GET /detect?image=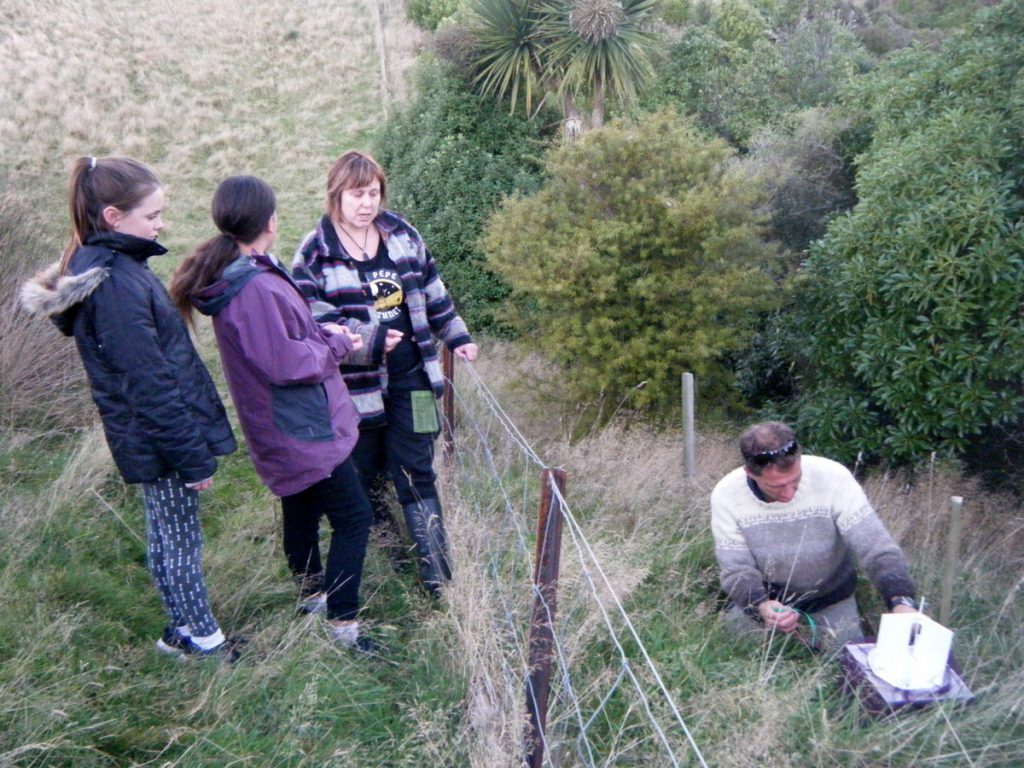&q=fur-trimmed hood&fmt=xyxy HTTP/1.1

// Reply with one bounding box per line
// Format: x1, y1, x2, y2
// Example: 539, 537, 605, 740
20, 261, 108, 319
18, 231, 166, 335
